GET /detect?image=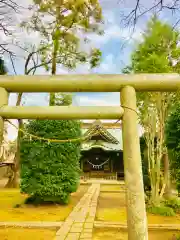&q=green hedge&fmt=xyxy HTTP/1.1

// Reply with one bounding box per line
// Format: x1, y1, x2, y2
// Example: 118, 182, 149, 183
20, 119, 81, 204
